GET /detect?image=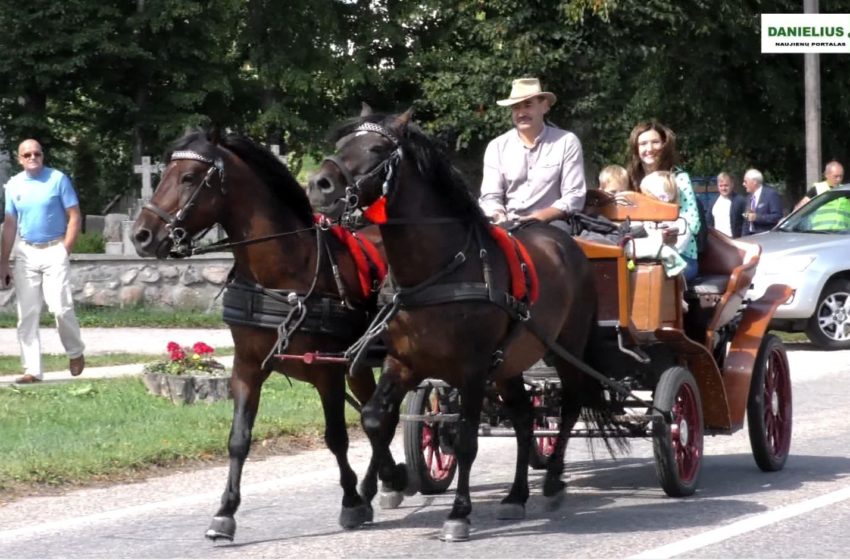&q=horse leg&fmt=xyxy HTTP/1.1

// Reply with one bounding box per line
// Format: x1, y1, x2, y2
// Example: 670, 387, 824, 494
544, 361, 584, 507
440, 376, 485, 542
348, 361, 409, 510
358, 357, 409, 510
314, 371, 374, 530
493, 376, 532, 520
206, 363, 267, 541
